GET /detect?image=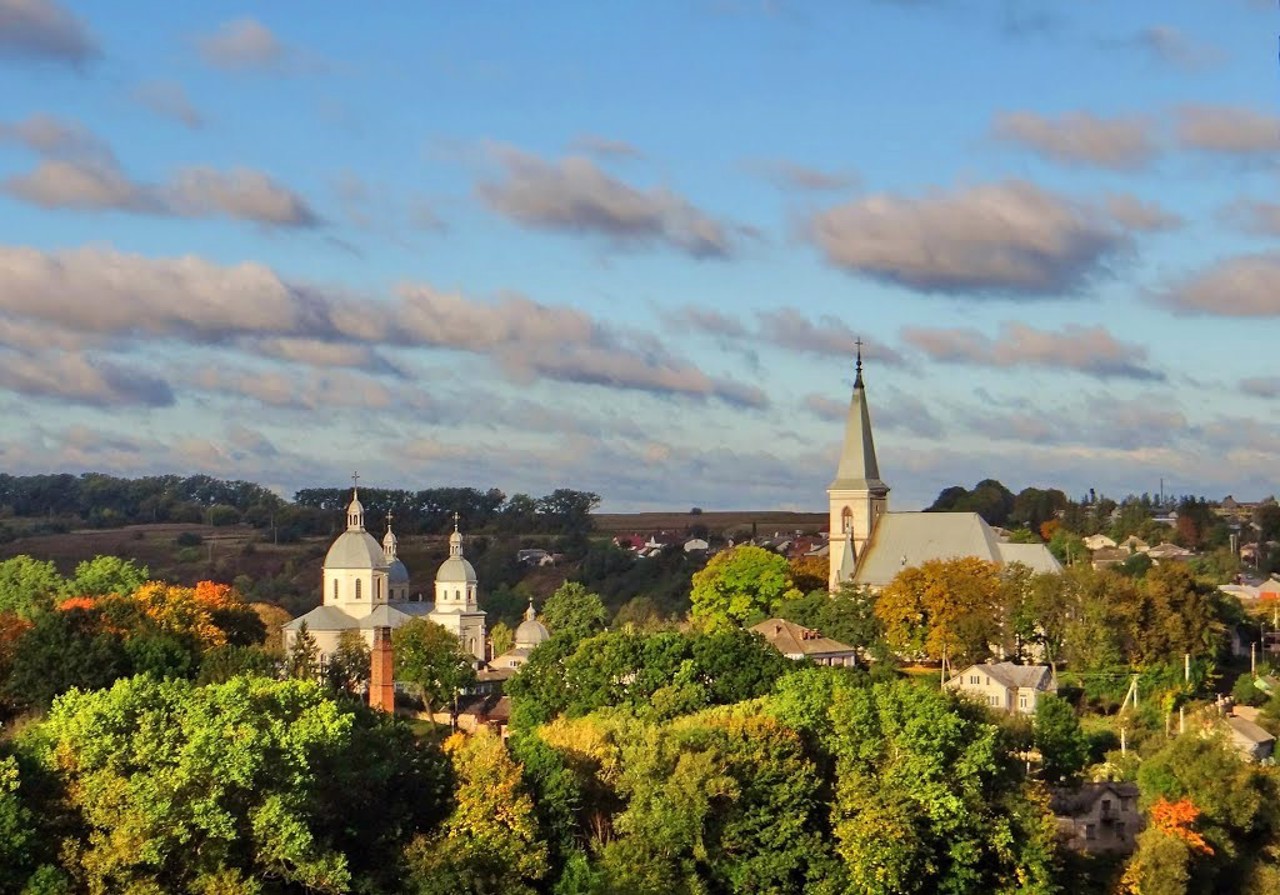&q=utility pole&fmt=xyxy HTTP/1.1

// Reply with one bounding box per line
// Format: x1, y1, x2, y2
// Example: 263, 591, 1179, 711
1184, 653, 1191, 684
